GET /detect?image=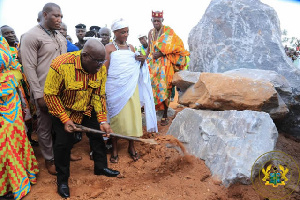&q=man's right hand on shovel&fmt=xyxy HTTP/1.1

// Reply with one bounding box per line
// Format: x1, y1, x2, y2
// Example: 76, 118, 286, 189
64, 120, 77, 133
